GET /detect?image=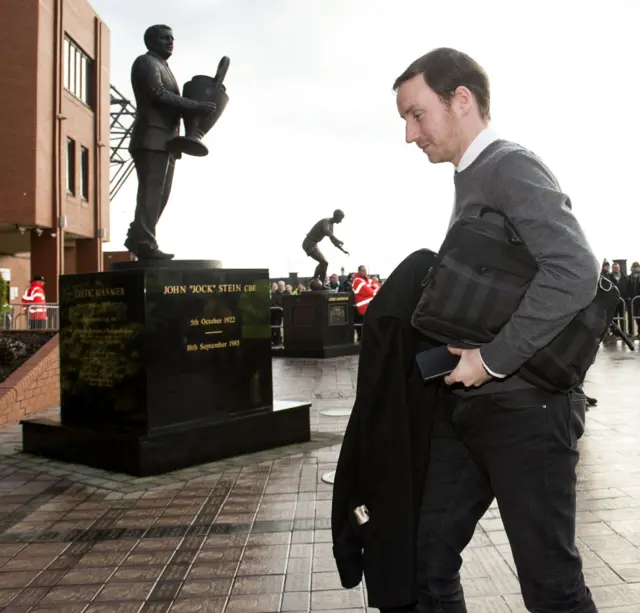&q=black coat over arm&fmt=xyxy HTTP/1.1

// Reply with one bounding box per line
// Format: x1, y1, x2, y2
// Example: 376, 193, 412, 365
331, 248, 443, 610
